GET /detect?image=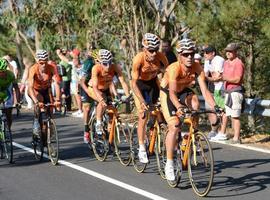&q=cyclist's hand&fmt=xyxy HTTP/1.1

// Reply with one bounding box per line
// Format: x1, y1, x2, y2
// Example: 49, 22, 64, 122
16, 103, 22, 109
214, 105, 223, 116
120, 95, 128, 102
38, 102, 44, 108
100, 99, 107, 107
140, 101, 148, 111
176, 107, 186, 117
54, 101, 61, 111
